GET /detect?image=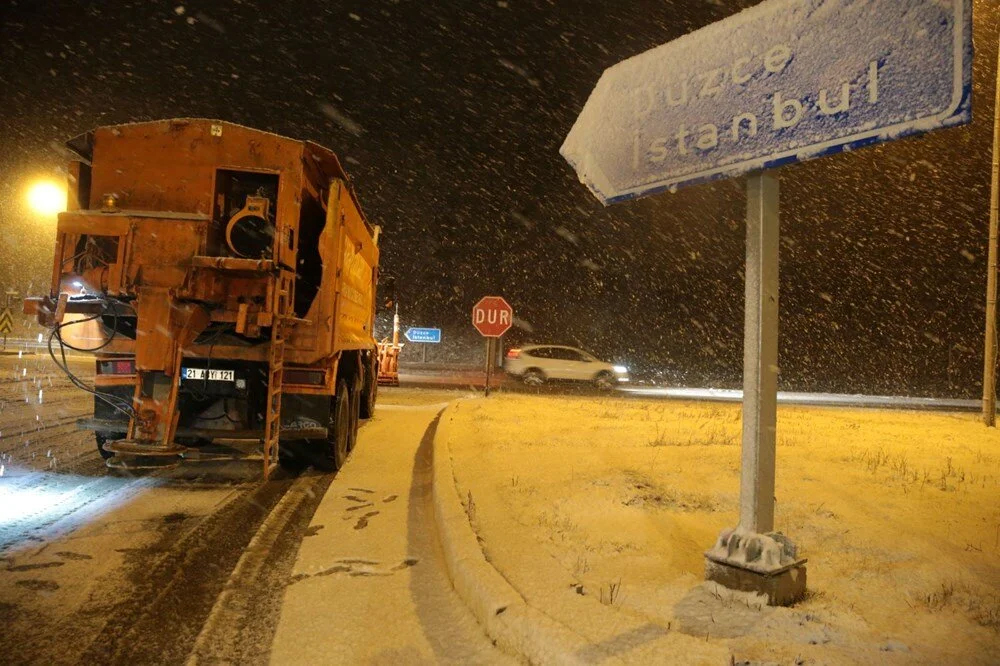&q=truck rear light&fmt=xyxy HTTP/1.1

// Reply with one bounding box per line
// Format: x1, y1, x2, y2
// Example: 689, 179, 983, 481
98, 359, 136, 375
506, 349, 521, 359
283, 369, 326, 386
